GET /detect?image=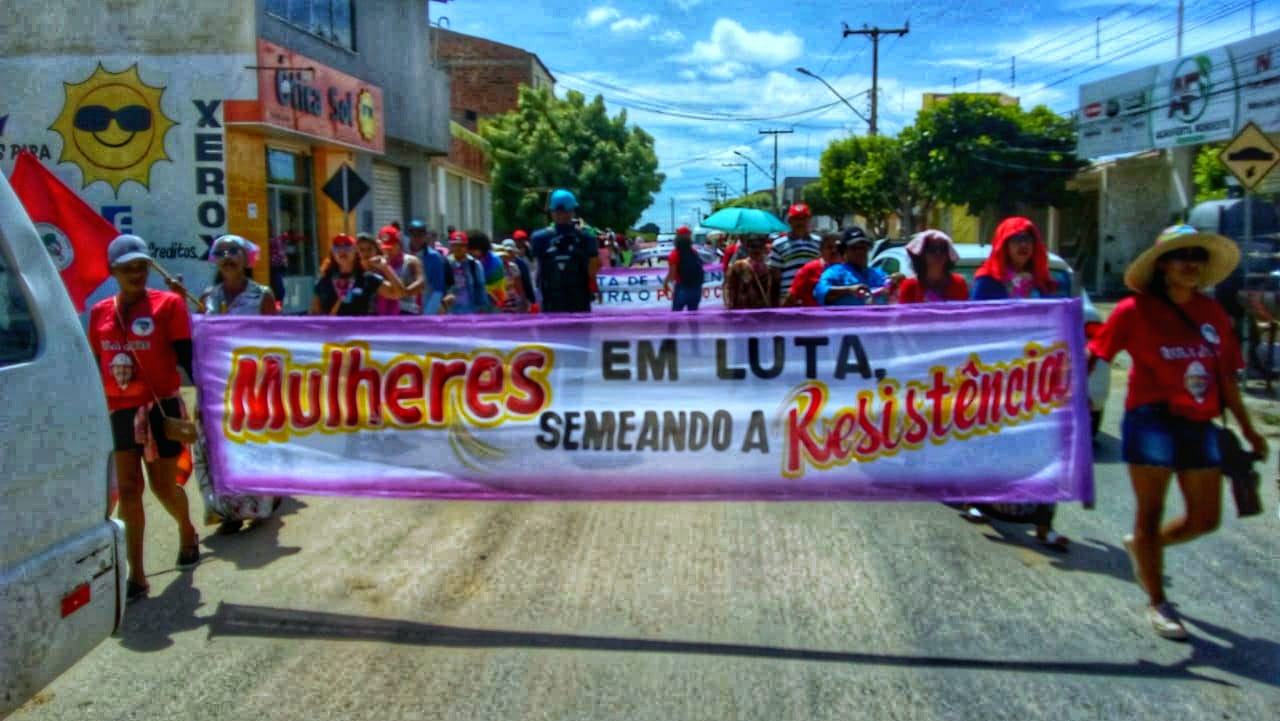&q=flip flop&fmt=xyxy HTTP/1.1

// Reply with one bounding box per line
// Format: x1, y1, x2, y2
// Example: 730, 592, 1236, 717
1037, 530, 1071, 551
961, 506, 990, 524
